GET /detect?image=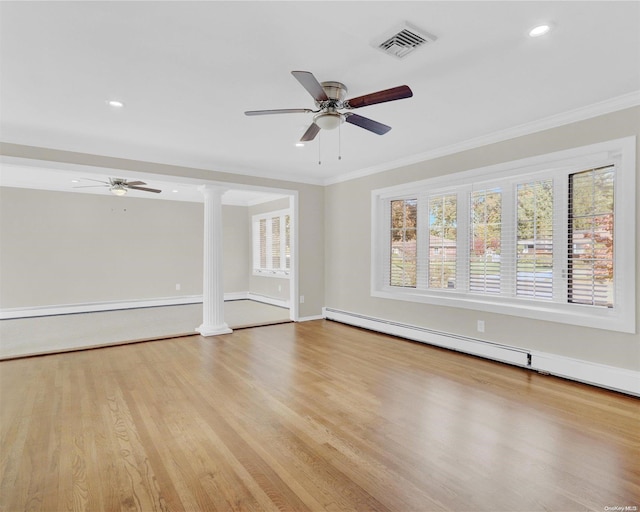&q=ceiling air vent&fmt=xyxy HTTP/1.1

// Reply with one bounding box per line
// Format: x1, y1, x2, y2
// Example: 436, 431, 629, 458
374, 23, 437, 59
